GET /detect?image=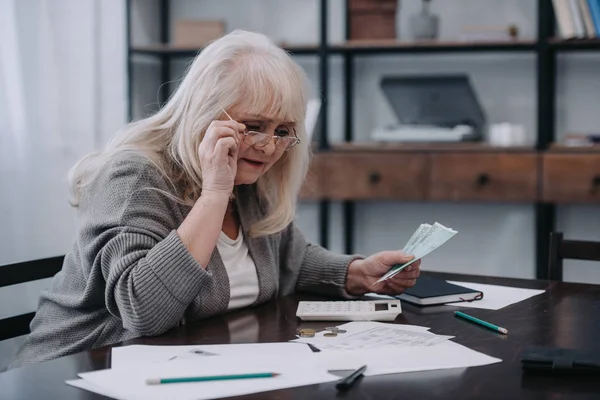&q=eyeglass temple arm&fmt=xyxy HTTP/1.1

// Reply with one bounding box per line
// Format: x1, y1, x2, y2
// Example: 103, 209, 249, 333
221, 107, 234, 121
